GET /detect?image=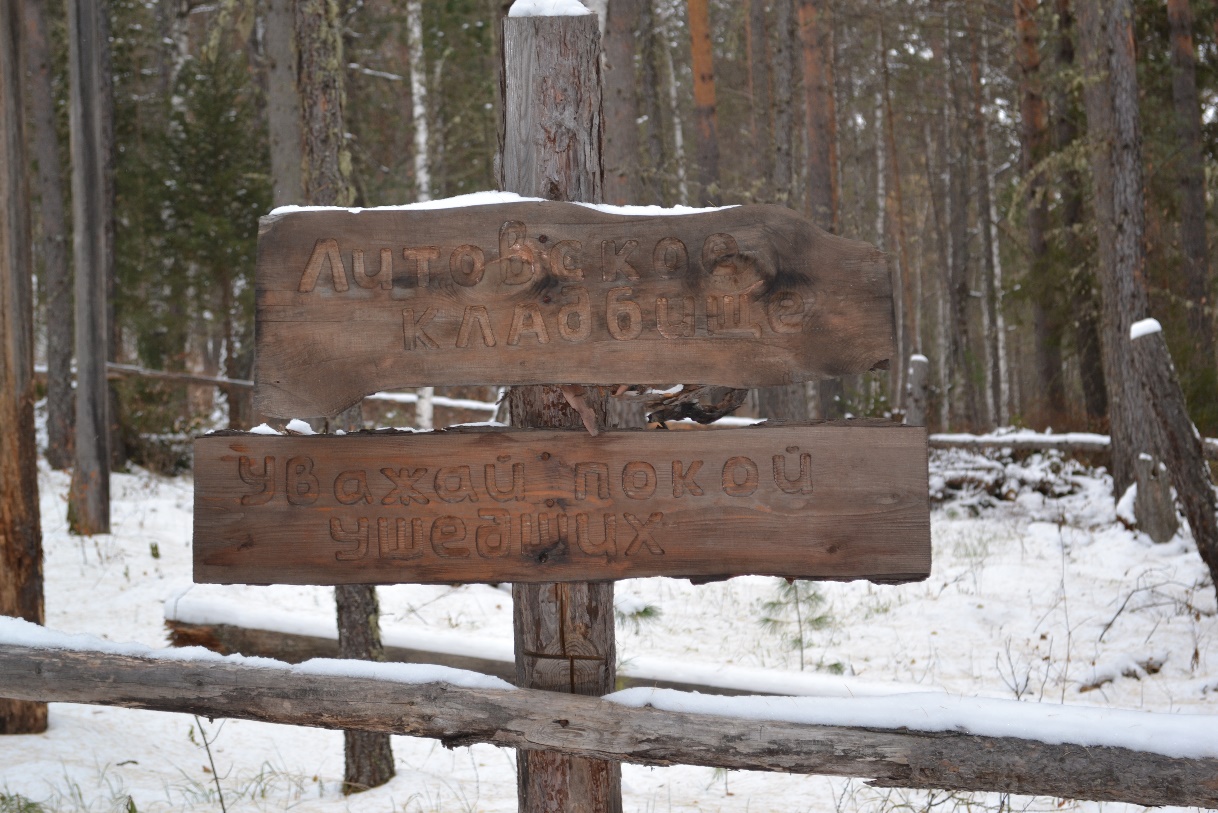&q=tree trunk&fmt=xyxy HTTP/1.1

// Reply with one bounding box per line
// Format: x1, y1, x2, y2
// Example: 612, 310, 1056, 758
1014, 0, 1065, 421
602, 0, 641, 205
945, 4, 979, 428
23, 0, 73, 470
501, 13, 622, 812
969, 11, 999, 428
406, 0, 430, 202
880, 23, 914, 406
0, 0, 46, 735
295, 0, 393, 793
266, 0, 303, 206
1076, 0, 1171, 502
747, 0, 772, 200
1131, 330, 1218, 594
638, 0, 666, 204
66, 0, 112, 536
799, 0, 836, 232
1166, 0, 1215, 388
770, 0, 796, 206
1053, 0, 1107, 427
686, 0, 720, 205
